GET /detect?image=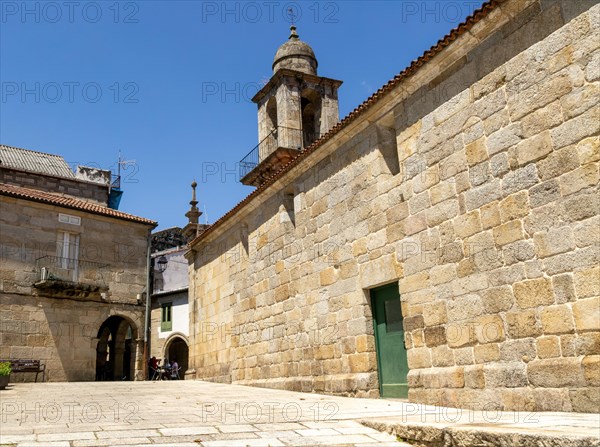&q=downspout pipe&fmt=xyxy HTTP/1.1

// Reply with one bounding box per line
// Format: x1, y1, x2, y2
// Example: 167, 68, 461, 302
143, 228, 152, 379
